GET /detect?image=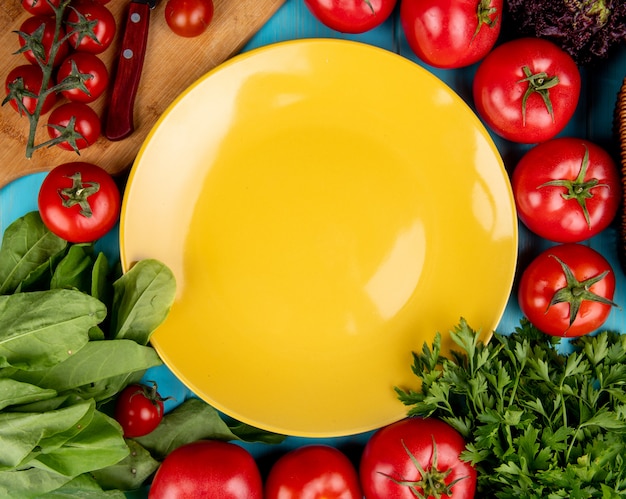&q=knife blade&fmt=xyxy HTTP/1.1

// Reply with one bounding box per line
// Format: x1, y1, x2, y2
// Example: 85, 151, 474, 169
104, 0, 158, 142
